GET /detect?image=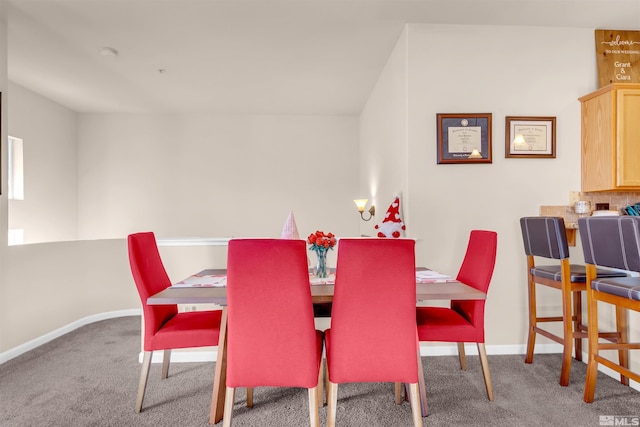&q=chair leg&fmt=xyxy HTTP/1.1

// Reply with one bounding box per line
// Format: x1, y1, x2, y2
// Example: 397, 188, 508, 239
457, 342, 467, 370
317, 359, 325, 408
222, 386, 236, 427
161, 349, 171, 379
394, 382, 403, 404
573, 290, 583, 361
408, 382, 424, 427
559, 273, 573, 386
477, 343, 494, 401
135, 351, 153, 413
615, 306, 630, 386
525, 266, 537, 364
584, 284, 599, 403
246, 387, 253, 408
308, 386, 320, 427
327, 381, 338, 427
415, 347, 428, 417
